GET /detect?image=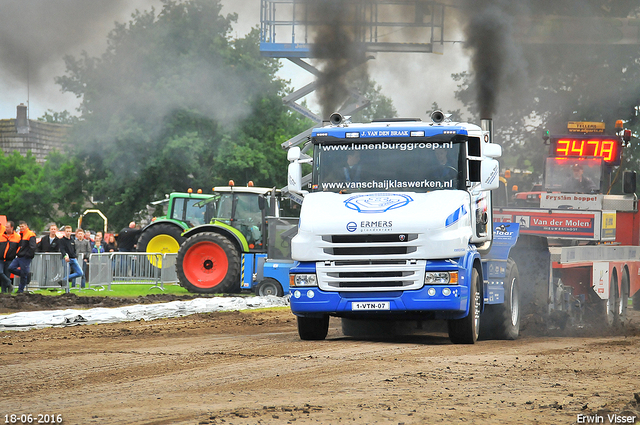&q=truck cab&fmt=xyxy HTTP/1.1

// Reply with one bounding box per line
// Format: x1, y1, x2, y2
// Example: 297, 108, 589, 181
287, 113, 502, 343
